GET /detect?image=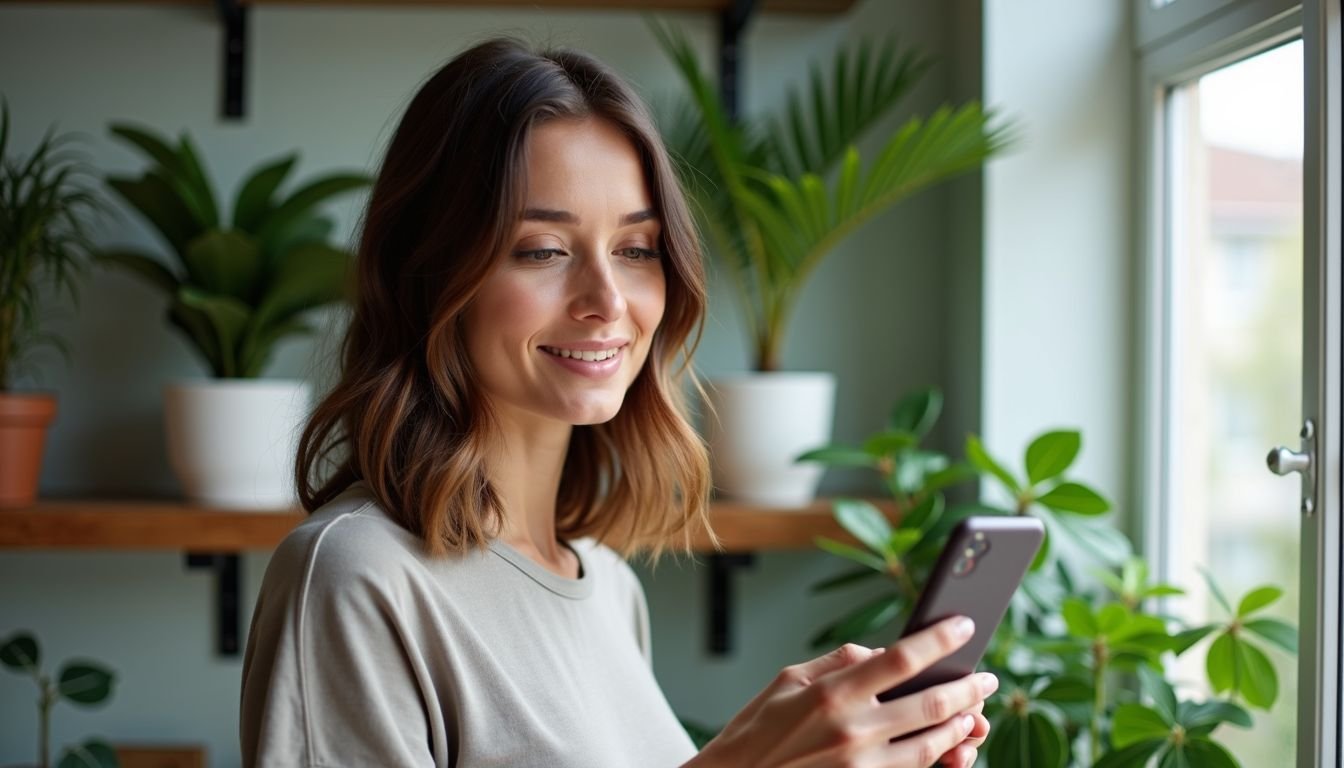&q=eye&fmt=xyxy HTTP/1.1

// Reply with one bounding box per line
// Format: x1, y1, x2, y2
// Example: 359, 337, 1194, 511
616, 247, 662, 261
516, 248, 566, 262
